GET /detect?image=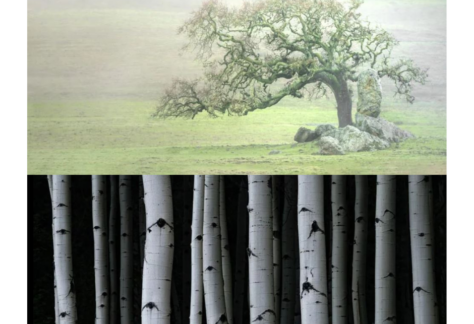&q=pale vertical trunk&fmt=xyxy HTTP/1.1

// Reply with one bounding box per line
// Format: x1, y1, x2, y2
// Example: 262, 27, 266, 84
297, 176, 328, 324
109, 176, 120, 324
280, 176, 297, 324
202, 175, 227, 324
52, 175, 78, 323
141, 176, 174, 324
119, 175, 133, 324
331, 175, 347, 324
271, 176, 282, 323
248, 175, 275, 324
352, 176, 369, 324
92, 176, 109, 324
375, 176, 396, 324
190, 175, 205, 324
47, 175, 60, 323
219, 176, 233, 324
408, 176, 438, 324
